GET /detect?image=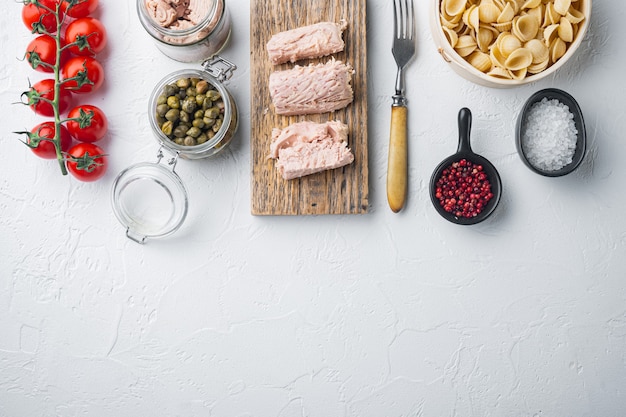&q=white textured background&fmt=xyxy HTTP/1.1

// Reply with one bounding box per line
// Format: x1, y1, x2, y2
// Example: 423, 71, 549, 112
1, 1, 625, 416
